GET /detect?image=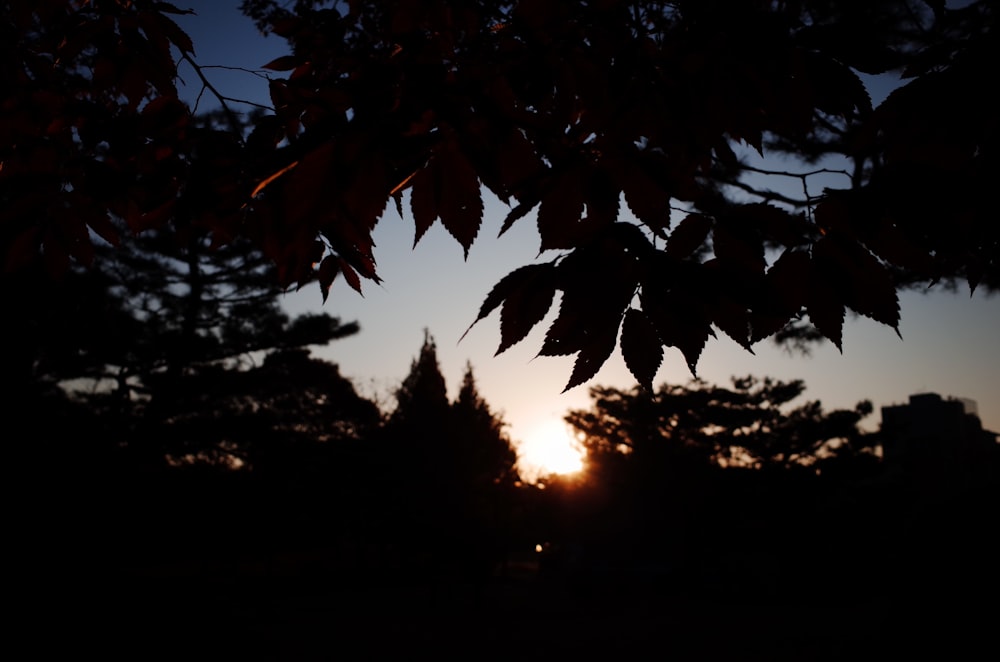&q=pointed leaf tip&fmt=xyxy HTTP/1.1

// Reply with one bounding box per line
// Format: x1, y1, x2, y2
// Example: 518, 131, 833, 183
621, 308, 663, 390
561, 326, 619, 392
